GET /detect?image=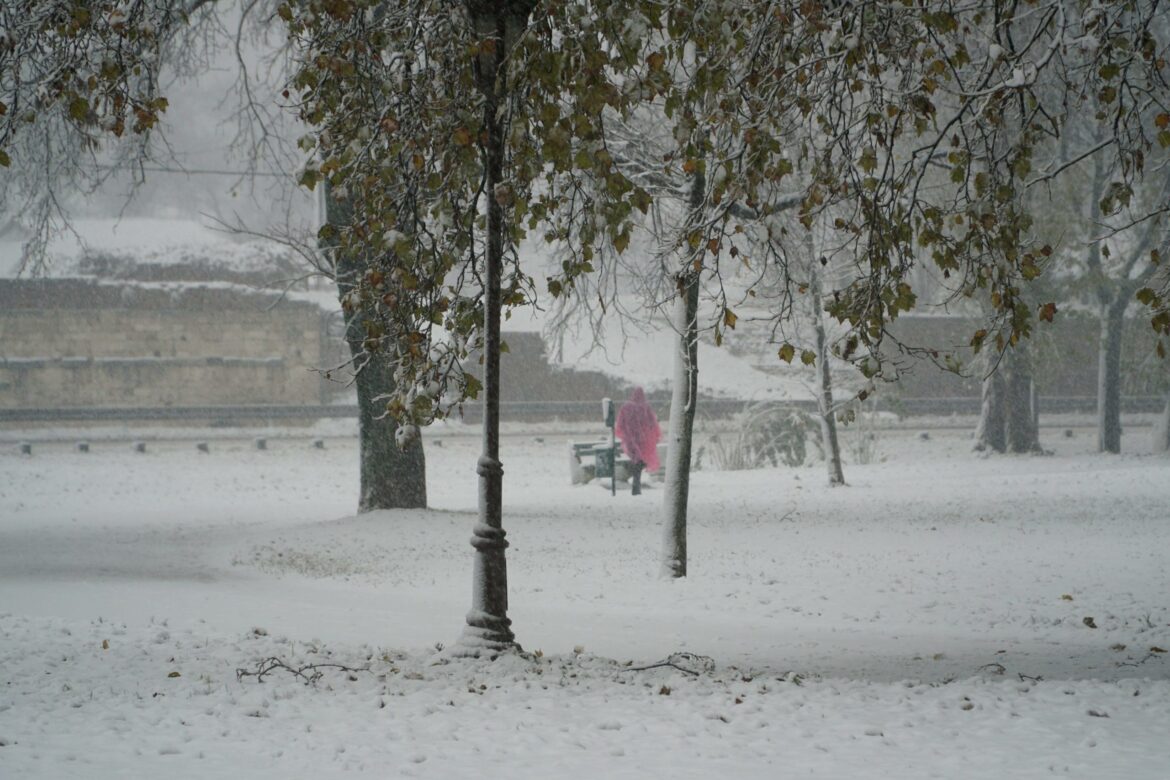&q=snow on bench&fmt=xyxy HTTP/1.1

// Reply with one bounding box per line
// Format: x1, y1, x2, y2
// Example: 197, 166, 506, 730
568, 440, 632, 484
